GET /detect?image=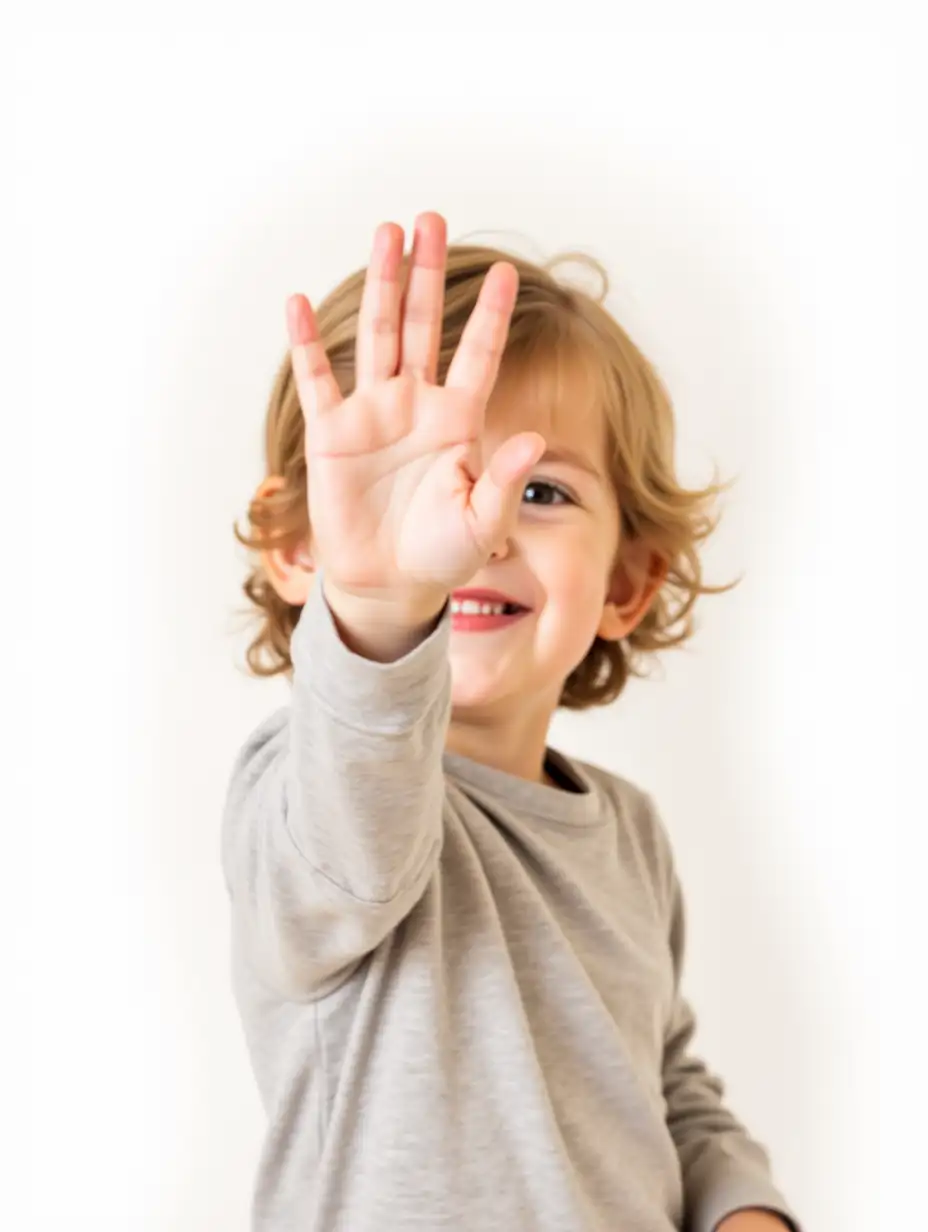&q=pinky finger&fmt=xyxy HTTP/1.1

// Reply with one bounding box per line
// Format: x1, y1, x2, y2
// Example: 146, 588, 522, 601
287, 294, 342, 419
